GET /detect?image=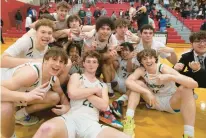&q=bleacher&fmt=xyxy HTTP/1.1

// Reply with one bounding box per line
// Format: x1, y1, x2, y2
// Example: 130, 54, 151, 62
168, 9, 205, 32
